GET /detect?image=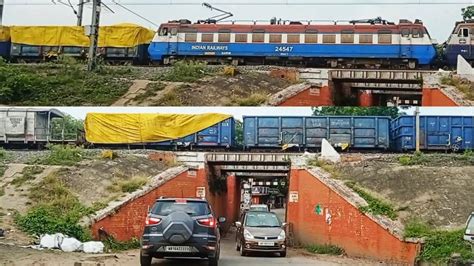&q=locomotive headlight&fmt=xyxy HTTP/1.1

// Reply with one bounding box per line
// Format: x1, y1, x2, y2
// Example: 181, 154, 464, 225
243, 229, 254, 240
278, 230, 286, 240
